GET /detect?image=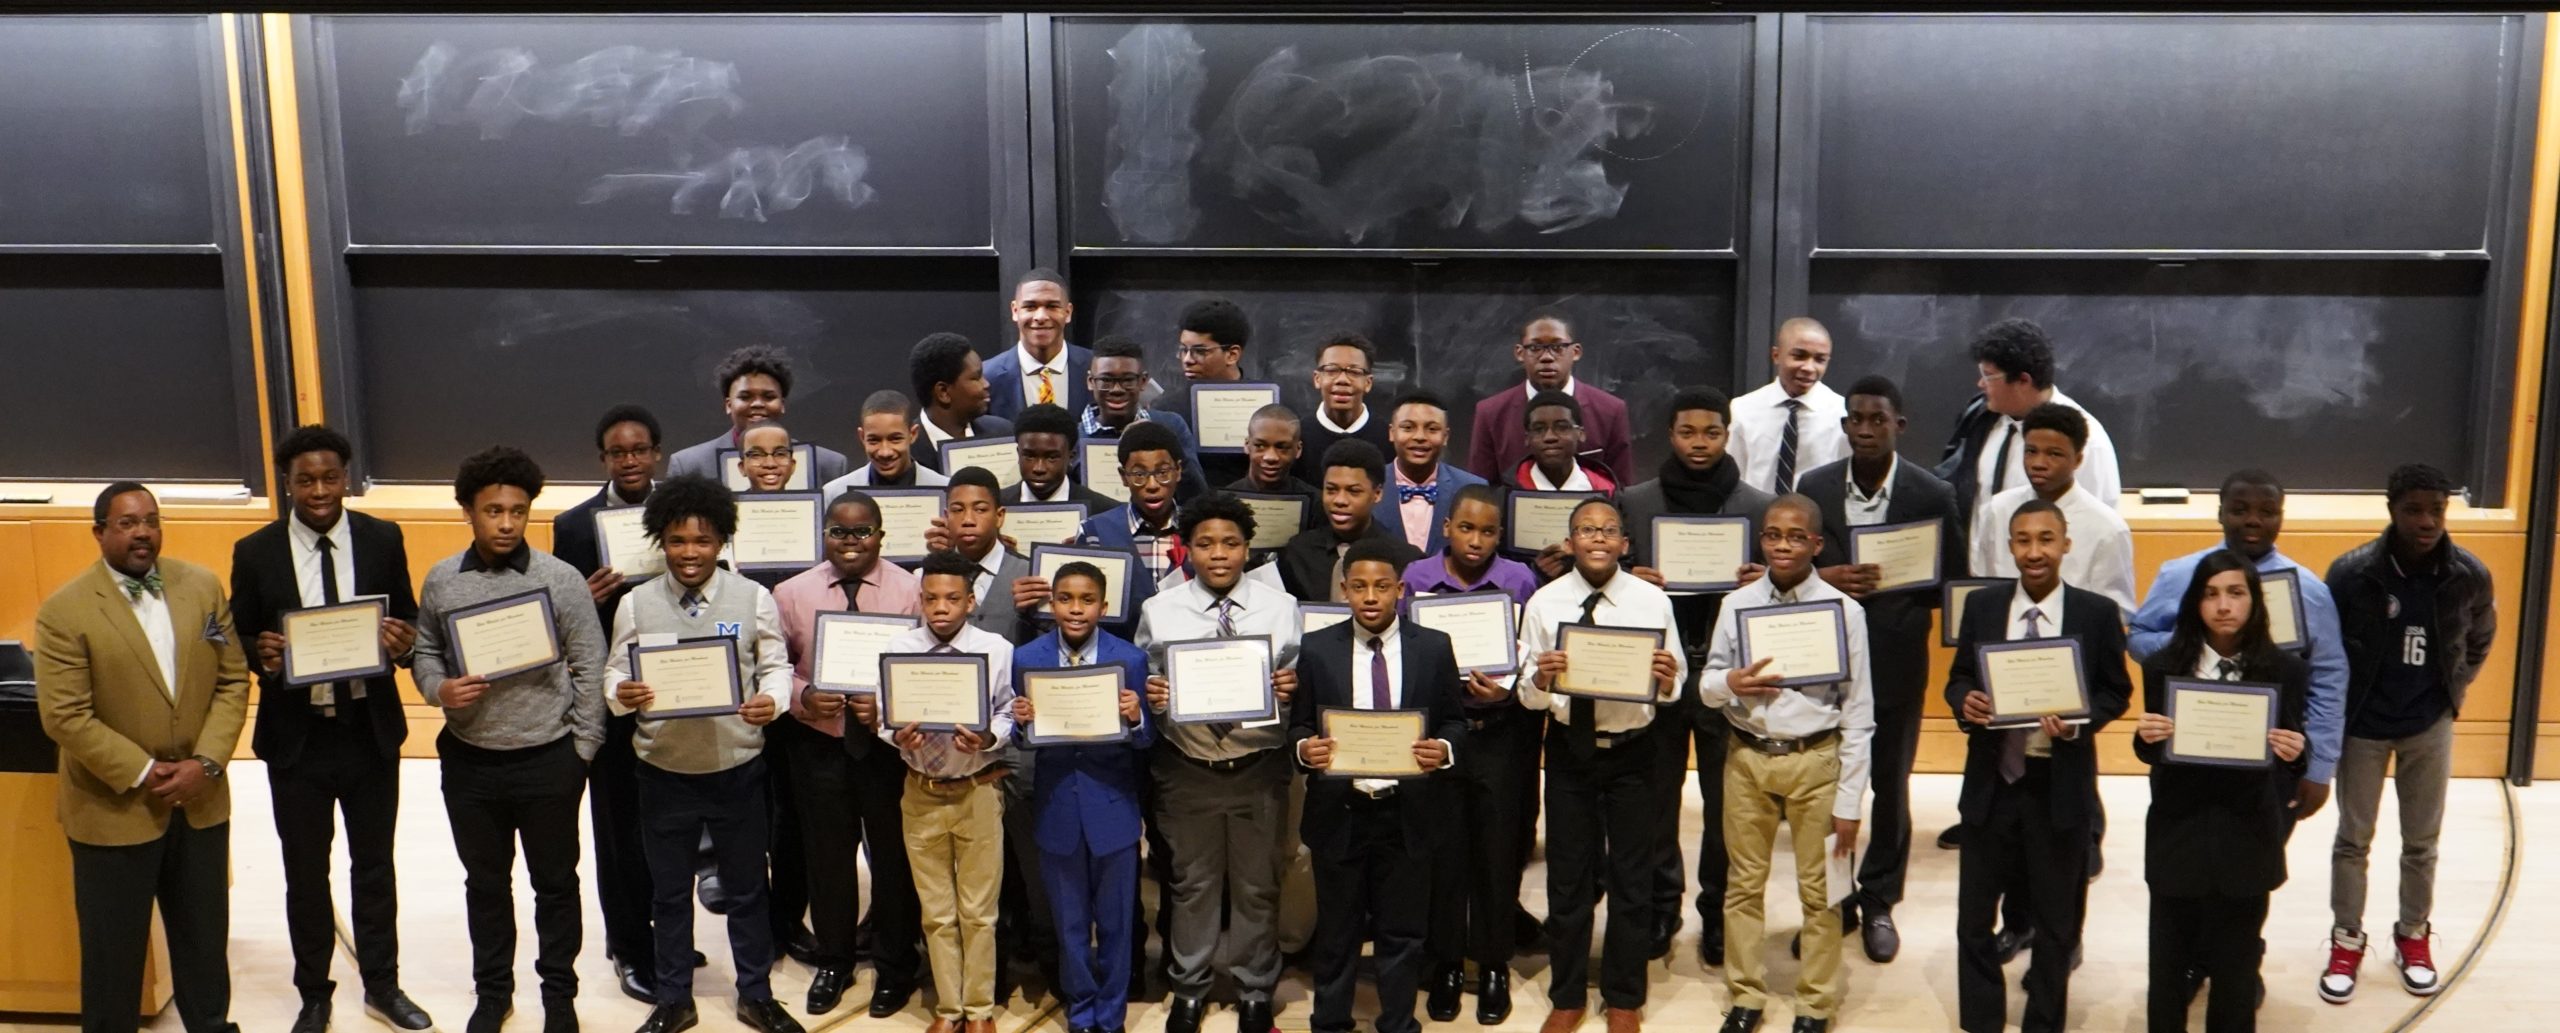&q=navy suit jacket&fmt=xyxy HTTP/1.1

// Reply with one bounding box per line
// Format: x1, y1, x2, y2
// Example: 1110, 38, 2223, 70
1012, 628, 1155, 856
1944, 583, 2133, 831
912, 415, 1017, 475
1370, 462, 1490, 556
1287, 621, 1468, 853
984, 342, 1092, 423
